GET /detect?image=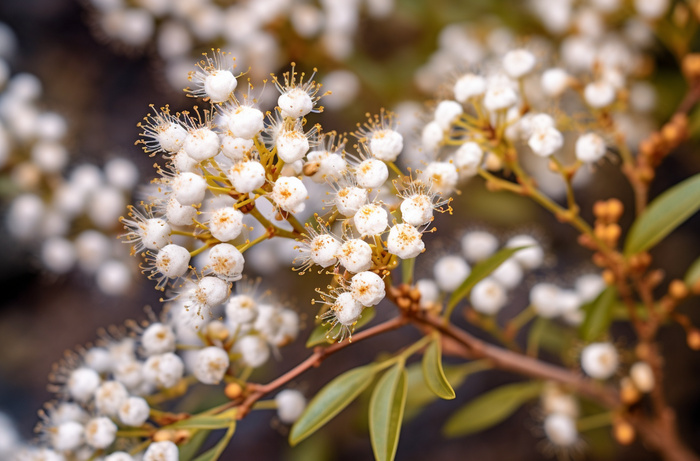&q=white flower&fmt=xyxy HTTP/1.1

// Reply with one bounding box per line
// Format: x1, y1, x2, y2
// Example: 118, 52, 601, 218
186, 276, 231, 313
461, 231, 499, 262
203, 70, 237, 103
506, 234, 543, 269
276, 126, 310, 163
236, 335, 270, 367
155, 244, 191, 279
328, 292, 364, 326
279, 87, 314, 119
227, 105, 265, 139
453, 142, 483, 177
416, 279, 440, 309
544, 412, 578, 447
183, 127, 220, 162
143, 352, 185, 388
434, 100, 463, 130
171, 171, 208, 206
422, 161, 458, 195
387, 223, 425, 259
209, 207, 244, 242
334, 185, 368, 217
528, 126, 563, 157
581, 342, 619, 379
193, 347, 230, 384
400, 194, 433, 227
118, 396, 150, 427
51, 421, 84, 452
272, 176, 308, 213
369, 128, 403, 162
275, 389, 306, 424
491, 258, 523, 290
354, 203, 389, 237
94, 381, 129, 416
584, 80, 616, 108
41, 237, 76, 274
350, 271, 385, 306
575, 274, 606, 303
84, 417, 117, 449
228, 160, 266, 193
221, 136, 254, 162
434, 255, 470, 292
503, 49, 536, 79
141, 323, 176, 356
541, 68, 570, 97
355, 158, 389, 189
208, 243, 245, 281
421, 121, 443, 152
337, 238, 373, 273
575, 133, 606, 163
530, 283, 563, 318
67, 368, 101, 403
484, 79, 518, 111
454, 73, 486, 102
470, 278, 507, 315
144, 441, 179, 461
165, 197, 197, 226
